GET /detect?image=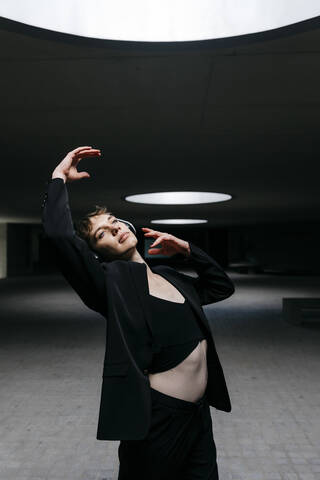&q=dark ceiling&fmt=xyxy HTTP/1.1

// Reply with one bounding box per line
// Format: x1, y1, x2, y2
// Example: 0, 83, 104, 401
1, 18, 320, 227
